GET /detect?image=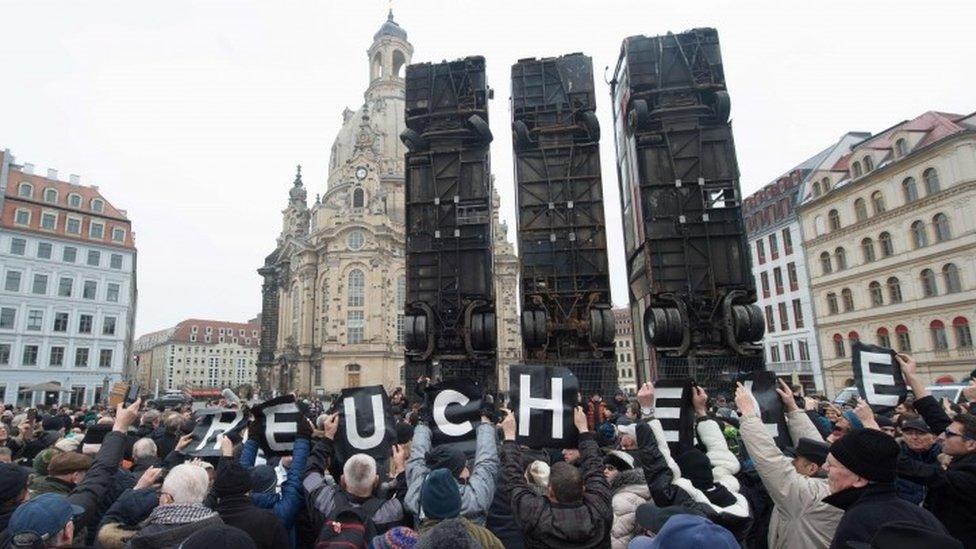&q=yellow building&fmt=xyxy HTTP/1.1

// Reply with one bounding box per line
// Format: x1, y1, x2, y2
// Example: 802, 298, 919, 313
797, 111, 976, 395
